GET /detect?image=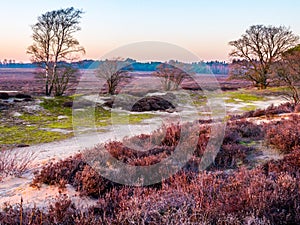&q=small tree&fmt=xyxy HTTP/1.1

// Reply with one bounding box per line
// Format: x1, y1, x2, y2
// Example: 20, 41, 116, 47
153, 62, 190, 91
229, 25, 299, 89
96, 59, 130, 95
275, 45, 300, 105
27, 7, 85, 96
